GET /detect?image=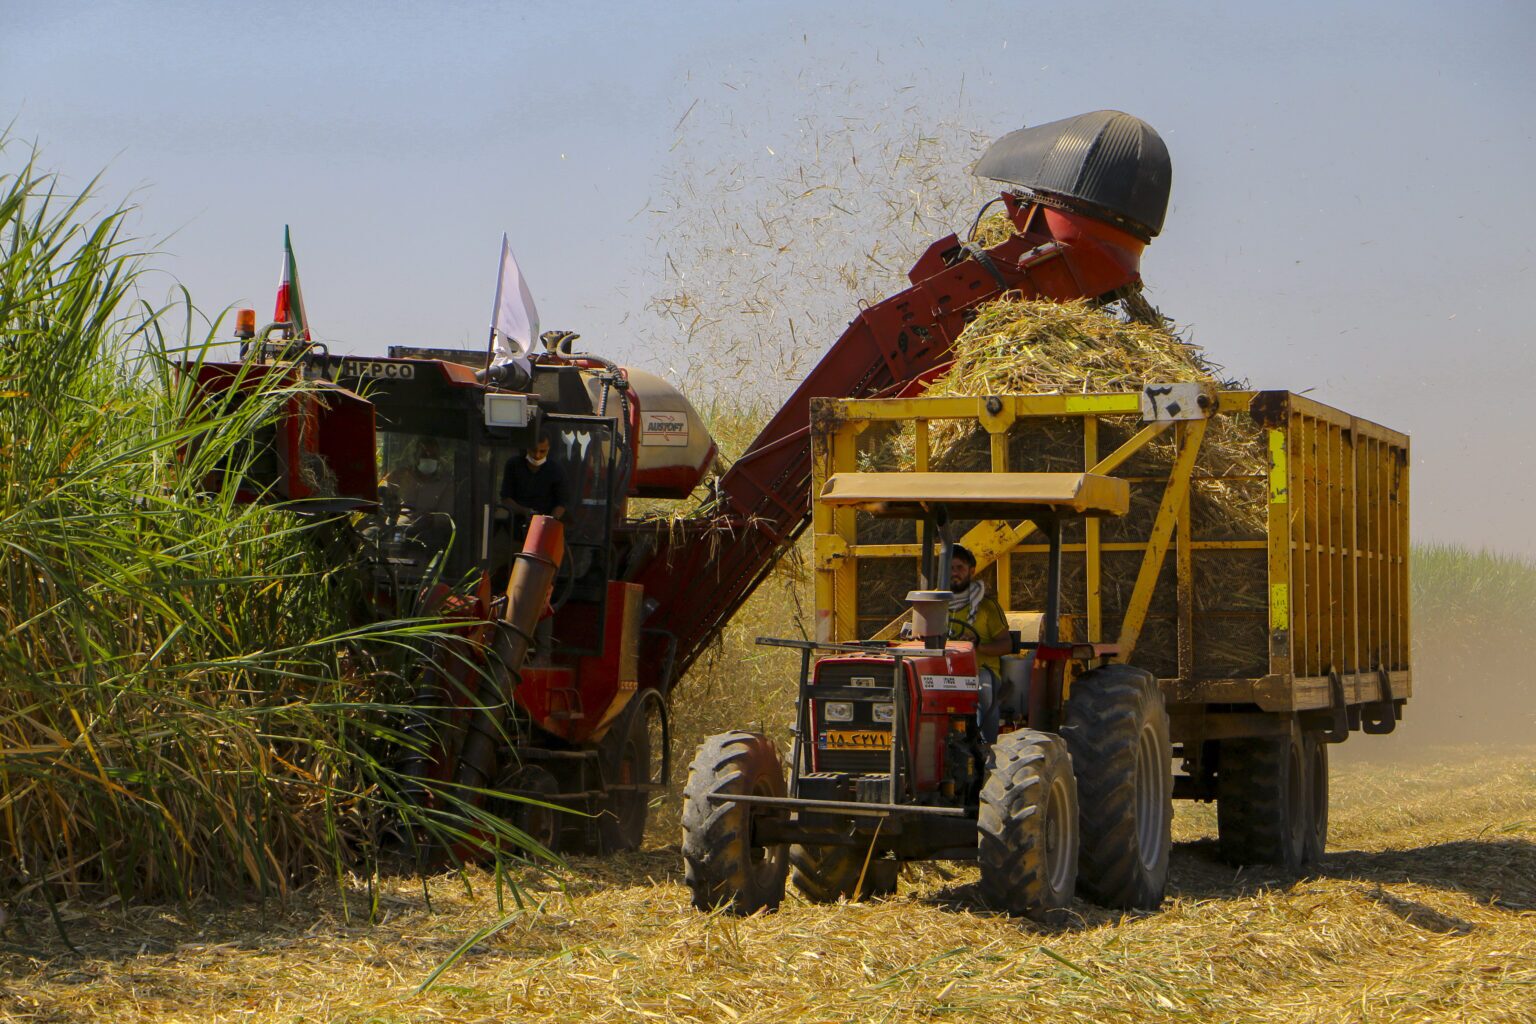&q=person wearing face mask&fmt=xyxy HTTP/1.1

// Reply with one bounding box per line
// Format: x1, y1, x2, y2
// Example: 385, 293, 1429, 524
388, 438, 455, 514
383, 437, 457, 552
500, 431, 569, 522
